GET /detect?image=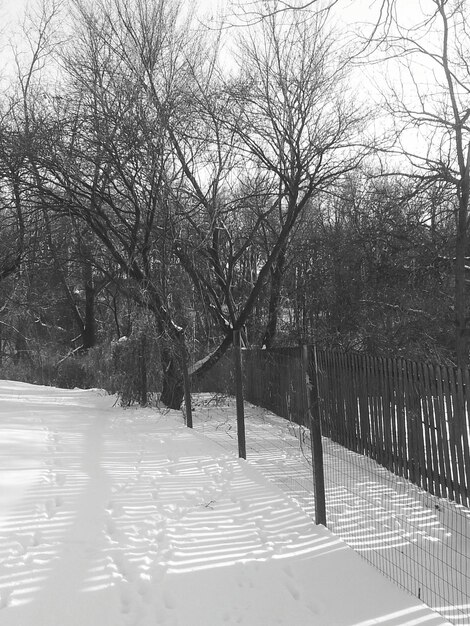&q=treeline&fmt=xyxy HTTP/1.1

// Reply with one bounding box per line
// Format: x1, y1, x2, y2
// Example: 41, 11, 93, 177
0, 0, 466, 405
